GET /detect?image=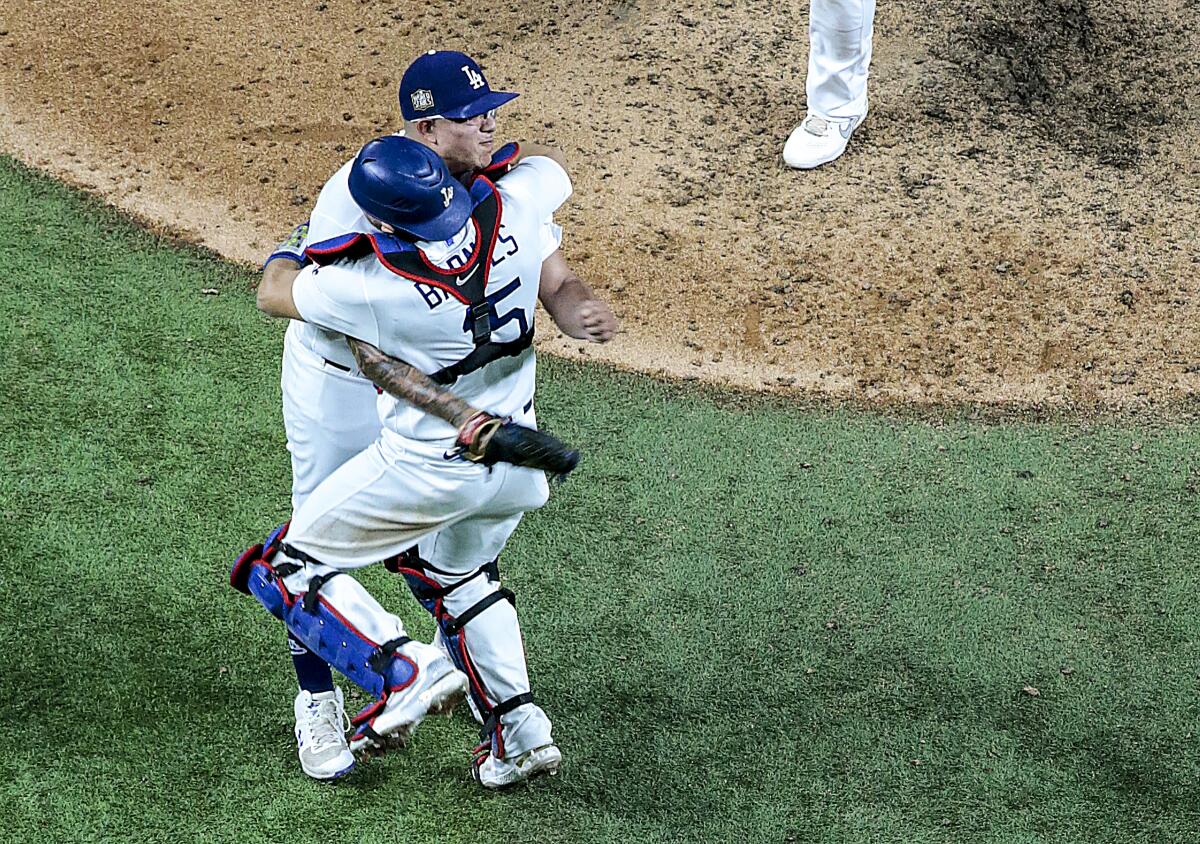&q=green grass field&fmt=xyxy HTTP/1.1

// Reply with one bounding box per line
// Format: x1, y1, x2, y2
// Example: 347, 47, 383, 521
1, 155, 1197, 843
